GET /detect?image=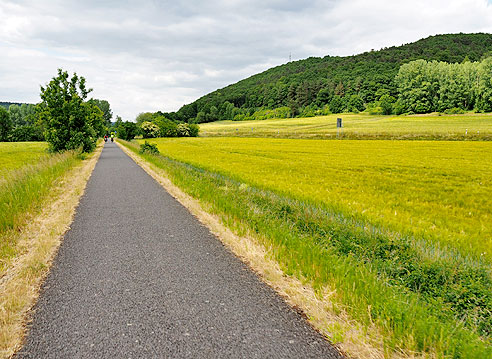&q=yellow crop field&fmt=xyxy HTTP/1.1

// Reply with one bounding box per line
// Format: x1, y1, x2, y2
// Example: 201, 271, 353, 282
139, 137, 491, 262
129, 137, 492, 356
199, 112, 492, 139
0, 142, 49, 177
